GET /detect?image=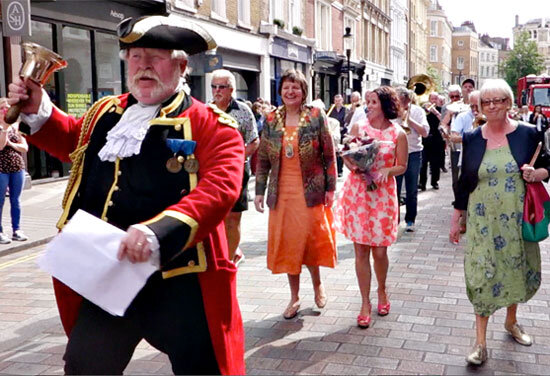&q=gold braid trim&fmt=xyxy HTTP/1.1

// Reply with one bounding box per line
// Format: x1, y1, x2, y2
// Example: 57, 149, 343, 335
56, 96, 118, 229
